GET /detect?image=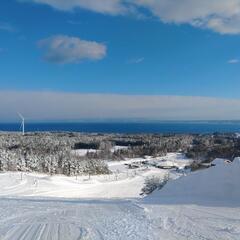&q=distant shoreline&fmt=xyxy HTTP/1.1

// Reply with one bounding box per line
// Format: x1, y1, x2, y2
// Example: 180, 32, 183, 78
0, 121, 240, 134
